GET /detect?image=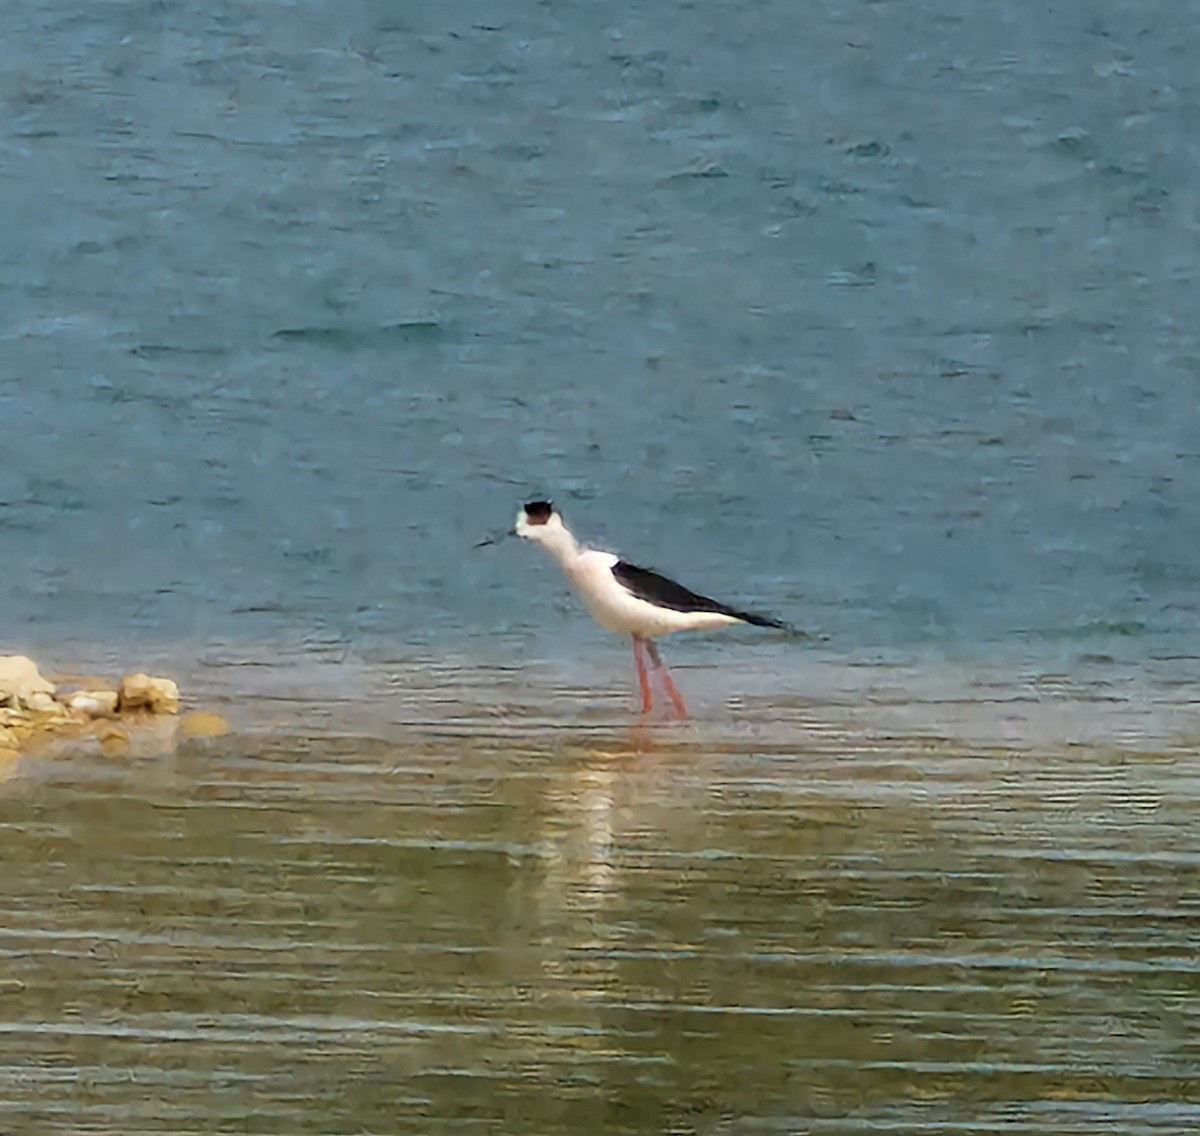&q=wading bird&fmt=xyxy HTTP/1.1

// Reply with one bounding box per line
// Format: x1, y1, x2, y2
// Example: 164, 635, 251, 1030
477, 500, 790, 718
